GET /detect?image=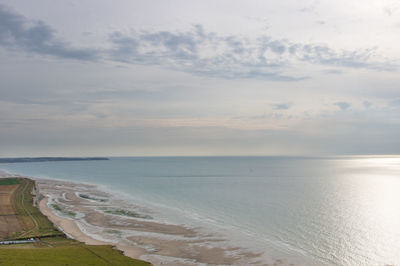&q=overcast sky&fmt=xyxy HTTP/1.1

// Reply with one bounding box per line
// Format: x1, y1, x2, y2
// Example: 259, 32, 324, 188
1, 0, 400, 156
